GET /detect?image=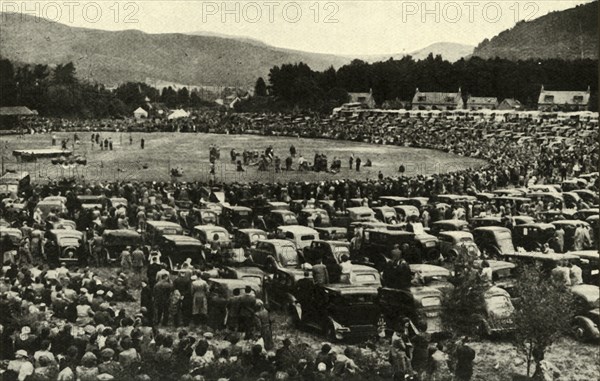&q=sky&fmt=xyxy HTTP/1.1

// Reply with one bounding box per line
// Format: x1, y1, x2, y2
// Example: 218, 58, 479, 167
0, 0, 593, 55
